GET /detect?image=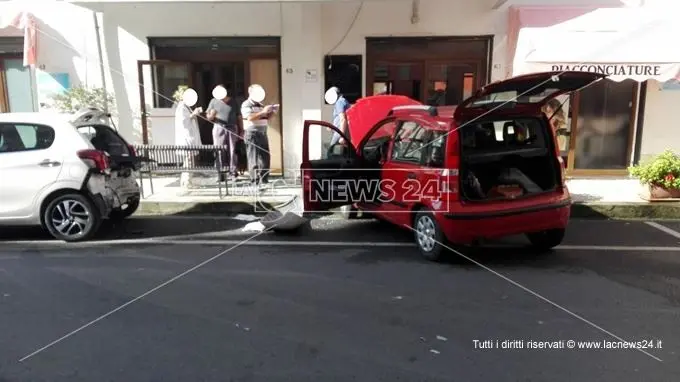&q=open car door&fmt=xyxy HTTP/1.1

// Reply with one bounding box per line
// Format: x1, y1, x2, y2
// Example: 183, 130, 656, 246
454, 71, 606, 120
301, 120, 377, 213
